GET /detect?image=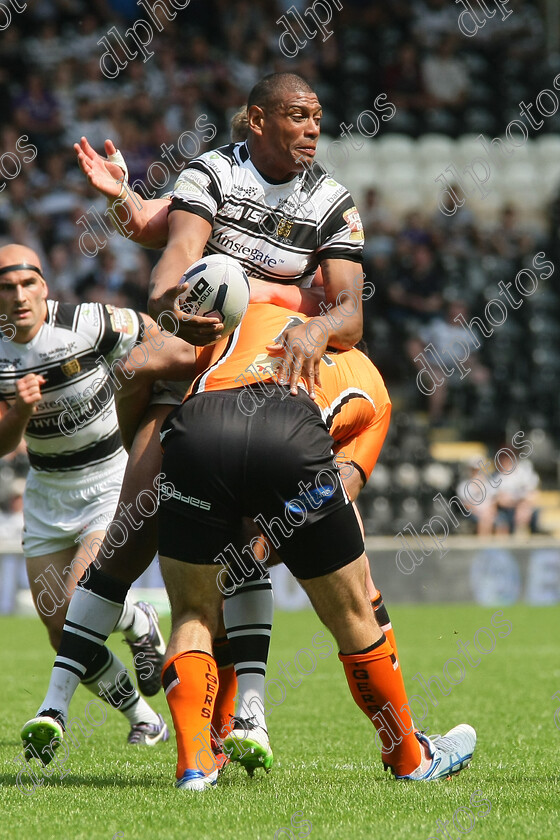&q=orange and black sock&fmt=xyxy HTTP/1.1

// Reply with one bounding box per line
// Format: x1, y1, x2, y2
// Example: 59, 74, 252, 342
162, 650, 218, 779
212, 635, 238, 741
371, 592, 399, 663
339, 635, 421, 776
